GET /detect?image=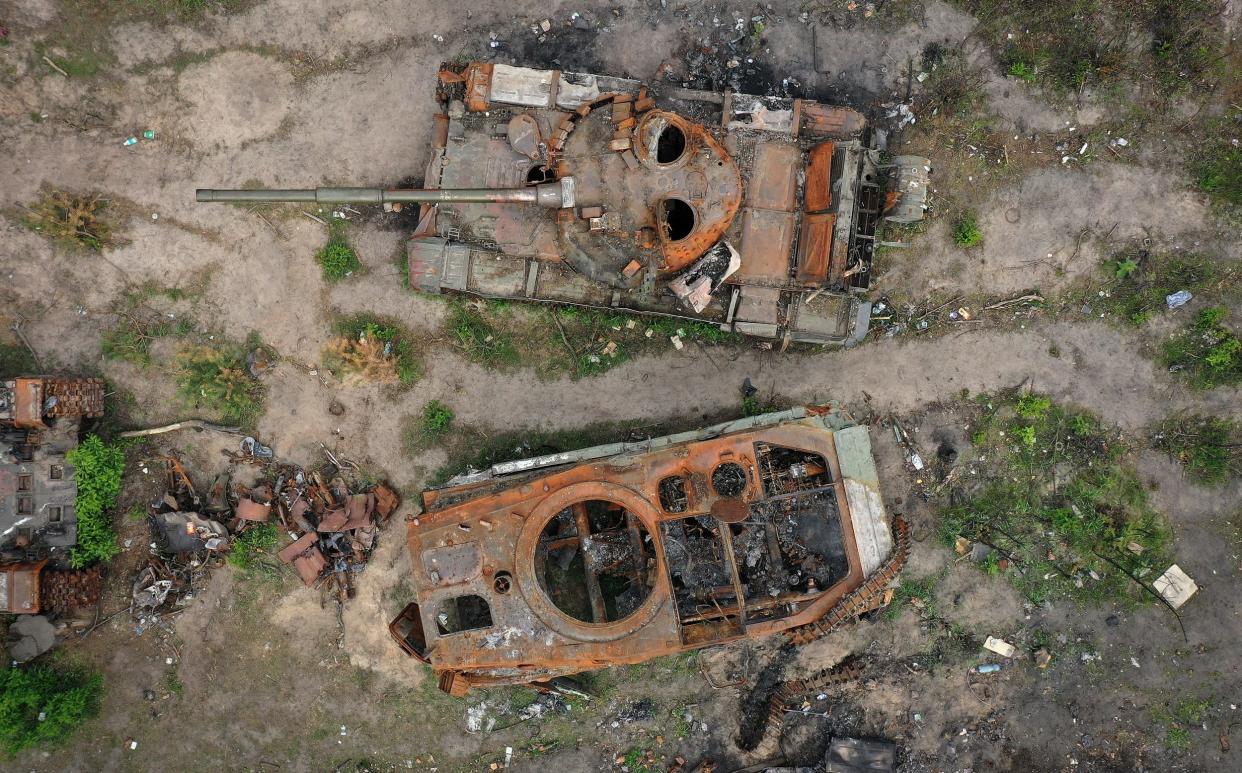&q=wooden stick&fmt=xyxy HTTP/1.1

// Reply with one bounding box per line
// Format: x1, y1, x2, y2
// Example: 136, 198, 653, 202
119, 420, 241, 438
42, 56, 69, 77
